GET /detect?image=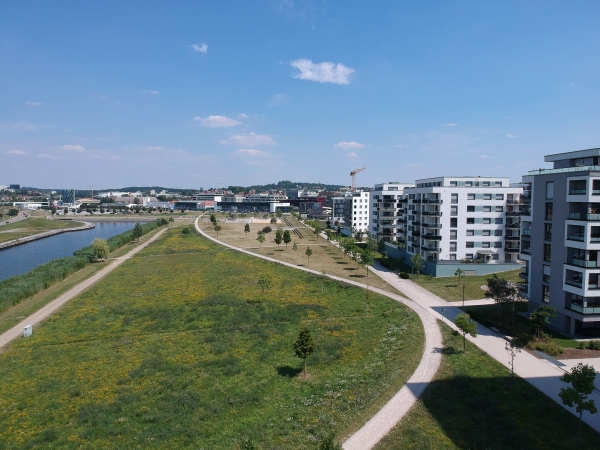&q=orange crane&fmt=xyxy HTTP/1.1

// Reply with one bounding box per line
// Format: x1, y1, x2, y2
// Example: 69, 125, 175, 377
350, 166, 366, 191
